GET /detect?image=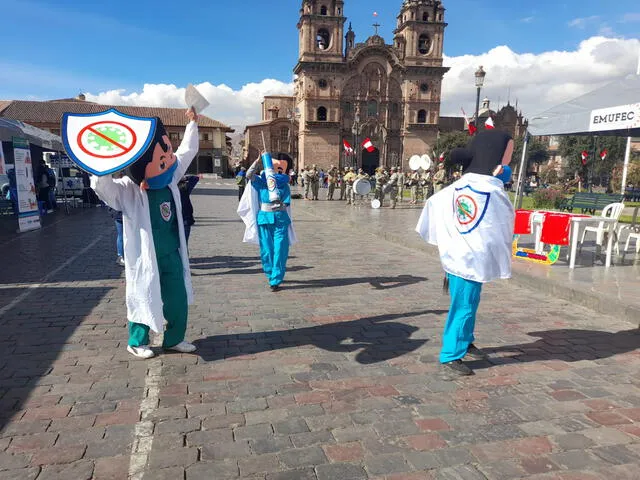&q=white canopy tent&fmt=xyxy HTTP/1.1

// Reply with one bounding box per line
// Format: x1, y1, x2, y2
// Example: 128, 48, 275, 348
515, 74, 640, 208
0, 118, 64, 151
